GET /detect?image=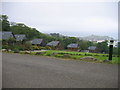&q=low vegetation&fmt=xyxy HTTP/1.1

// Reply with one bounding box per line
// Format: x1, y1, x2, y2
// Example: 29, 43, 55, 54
2, 50, 119, 64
